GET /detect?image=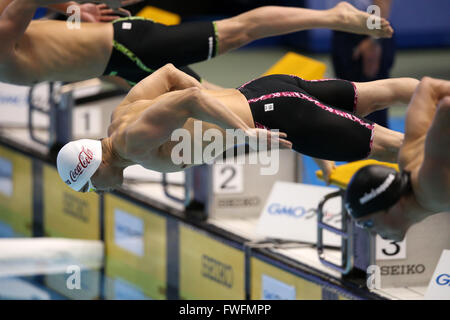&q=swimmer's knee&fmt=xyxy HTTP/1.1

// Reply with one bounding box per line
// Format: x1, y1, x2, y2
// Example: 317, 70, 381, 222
420, 76, 433, 85
214, 19, 251, 53
418, 76, 436, 91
